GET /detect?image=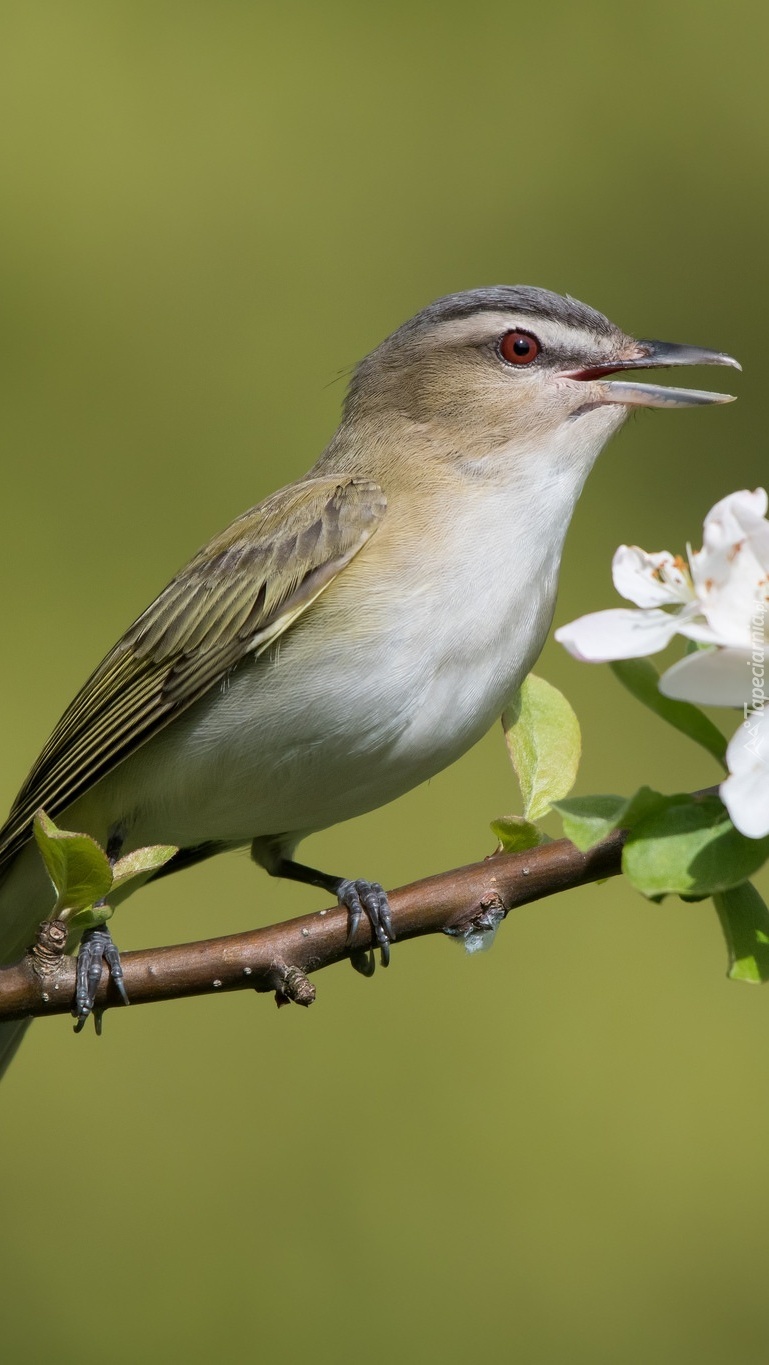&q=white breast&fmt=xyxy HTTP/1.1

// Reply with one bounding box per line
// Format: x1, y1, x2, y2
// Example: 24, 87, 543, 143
88, 447, 597, 852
